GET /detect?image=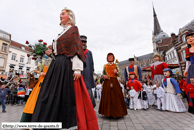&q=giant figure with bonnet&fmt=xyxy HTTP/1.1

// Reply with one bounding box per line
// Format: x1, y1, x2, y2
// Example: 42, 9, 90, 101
151, 54, 168, 85
98, 53, 127, 117
31, 8, 98, 130
162, 68, 186, 112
